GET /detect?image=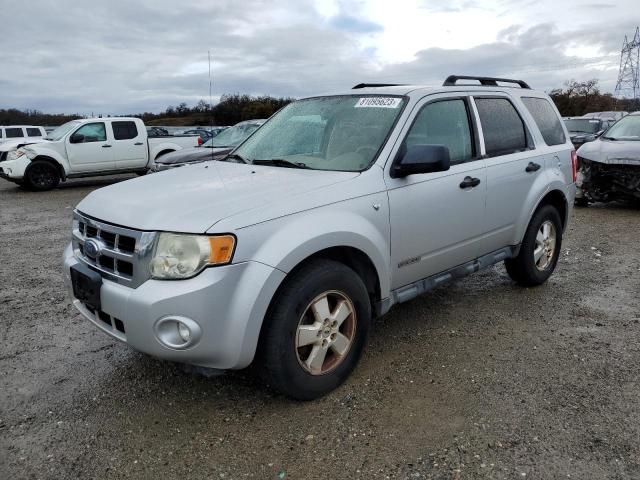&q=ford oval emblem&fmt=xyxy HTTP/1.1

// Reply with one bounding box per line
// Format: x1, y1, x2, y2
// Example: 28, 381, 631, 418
84, 239, 101, 259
